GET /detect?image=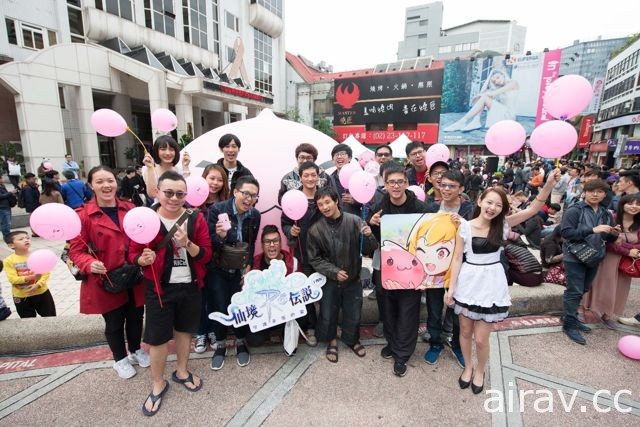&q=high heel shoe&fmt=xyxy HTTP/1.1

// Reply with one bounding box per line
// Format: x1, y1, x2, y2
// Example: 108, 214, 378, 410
471, 372, 485, 394
458, 369, 472, 389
